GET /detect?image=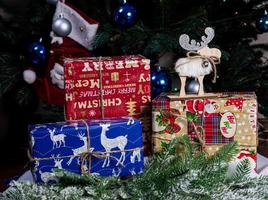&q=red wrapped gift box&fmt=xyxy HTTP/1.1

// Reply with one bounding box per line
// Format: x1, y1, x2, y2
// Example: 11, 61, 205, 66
64, 55, 152, 154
